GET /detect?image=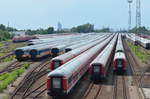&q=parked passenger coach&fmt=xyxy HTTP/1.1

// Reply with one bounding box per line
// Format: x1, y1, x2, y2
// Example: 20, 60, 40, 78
64, 34, 106, 52
47, 35, 113, 97
127, 33, 150, 49
49, 34, 112, 71
90, 35, 117, 80
29, 45, 52, 60
15, 43, 47, 61
113, 34, 126, 72
126, 34, 138, 45
15, 46, 31, 61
